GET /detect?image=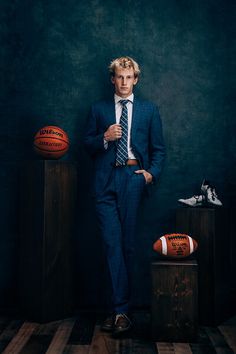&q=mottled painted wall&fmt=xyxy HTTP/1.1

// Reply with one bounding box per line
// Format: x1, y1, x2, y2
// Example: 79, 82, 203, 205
0, 0, 235, 310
